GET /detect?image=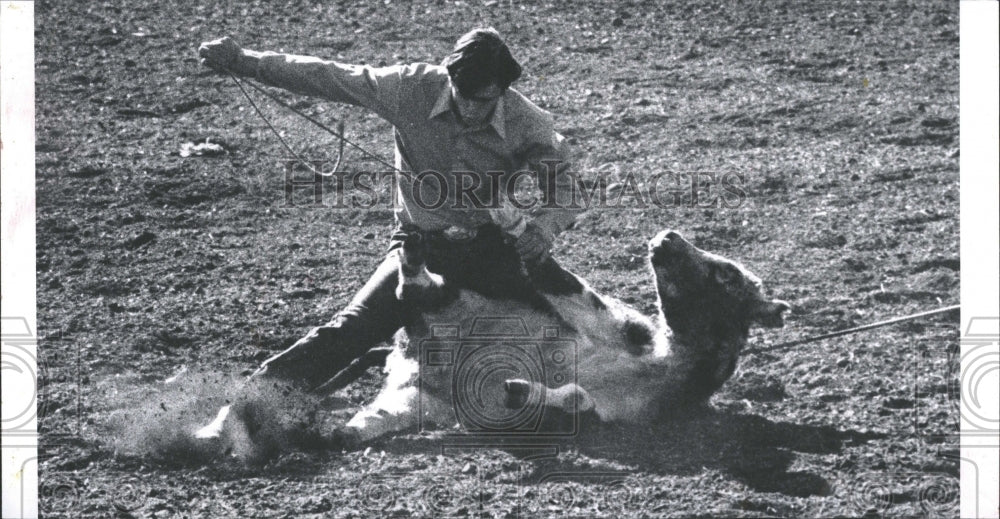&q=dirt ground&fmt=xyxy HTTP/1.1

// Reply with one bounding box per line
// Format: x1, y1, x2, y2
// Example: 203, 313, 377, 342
34, 0, 960, 517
